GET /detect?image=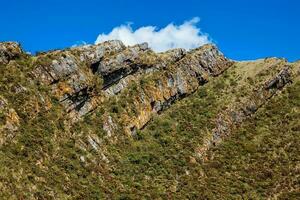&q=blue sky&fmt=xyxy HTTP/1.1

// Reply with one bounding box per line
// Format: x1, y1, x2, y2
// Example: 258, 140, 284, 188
1, 0, 299, 61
